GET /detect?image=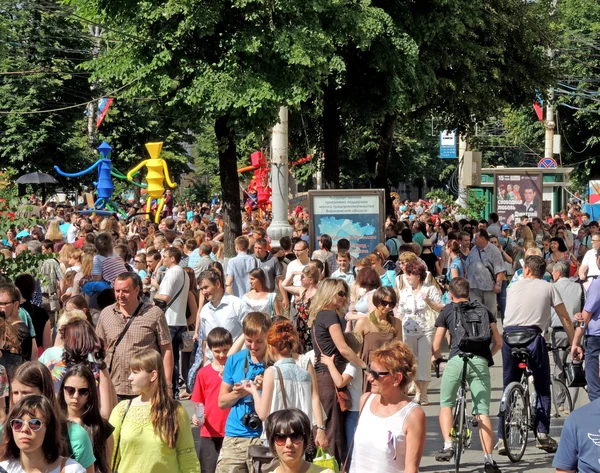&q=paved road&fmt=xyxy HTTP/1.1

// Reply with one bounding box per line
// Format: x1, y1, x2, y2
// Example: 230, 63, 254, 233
182, 348, 588, 473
